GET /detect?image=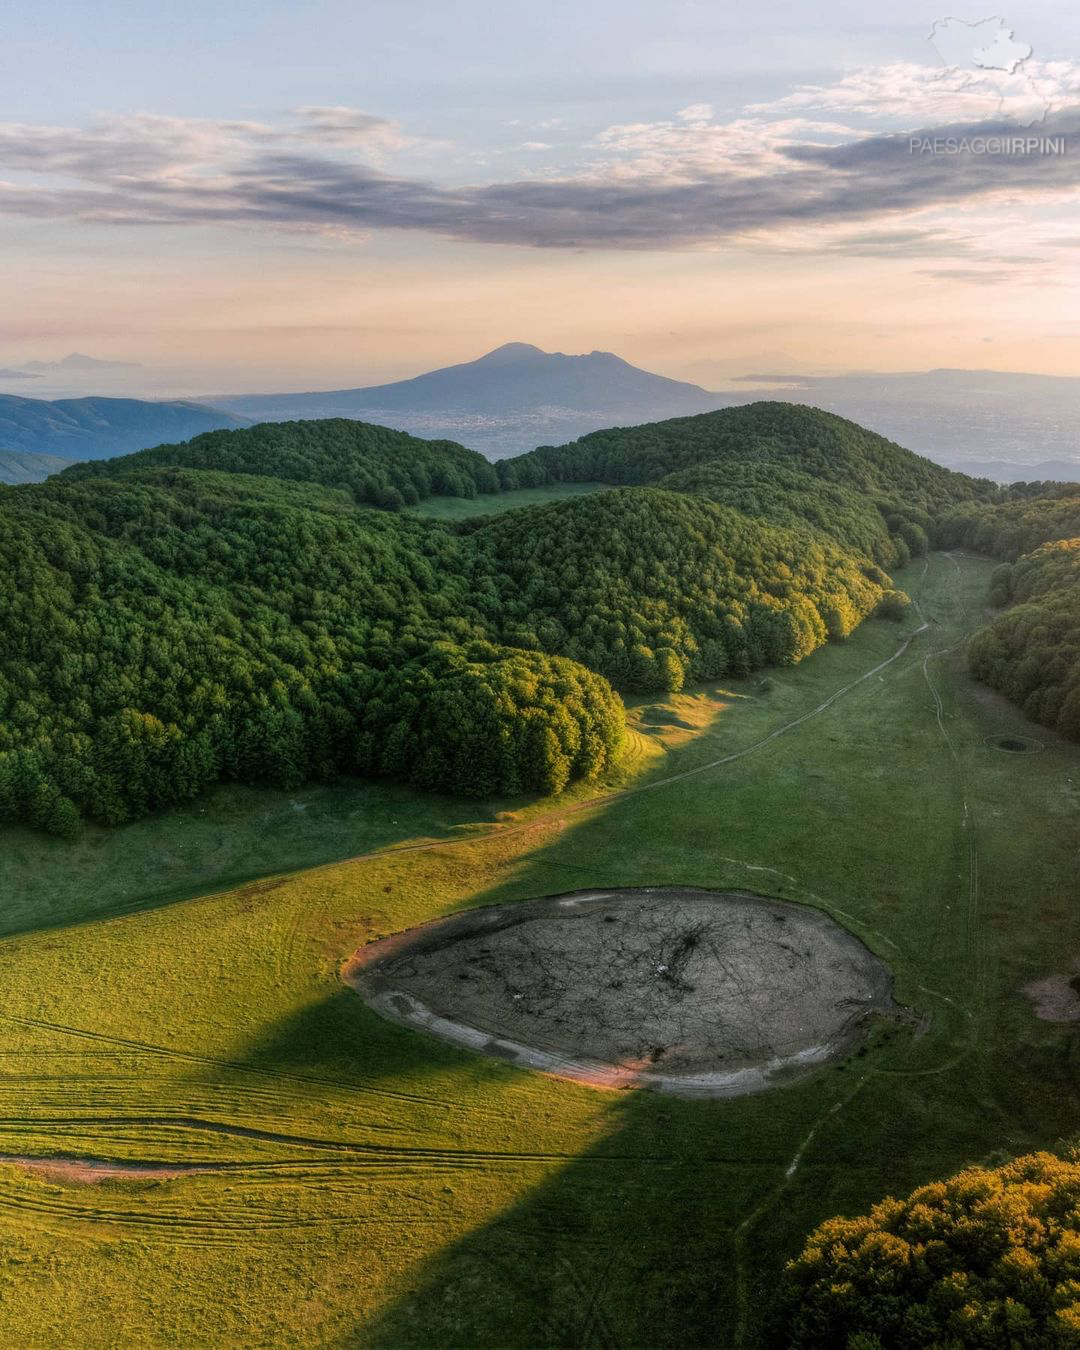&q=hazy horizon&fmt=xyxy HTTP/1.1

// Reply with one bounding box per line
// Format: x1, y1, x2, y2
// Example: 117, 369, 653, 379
4, 2, 1080, 397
